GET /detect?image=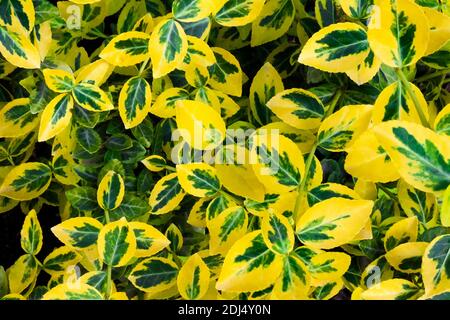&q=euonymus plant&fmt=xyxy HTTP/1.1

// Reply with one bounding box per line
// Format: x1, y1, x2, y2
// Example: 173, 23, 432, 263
0, 0, 449, 301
